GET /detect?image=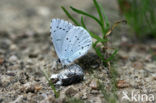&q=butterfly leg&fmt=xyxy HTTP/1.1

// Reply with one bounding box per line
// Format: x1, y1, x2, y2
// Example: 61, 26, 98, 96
56, 59, 61, 69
